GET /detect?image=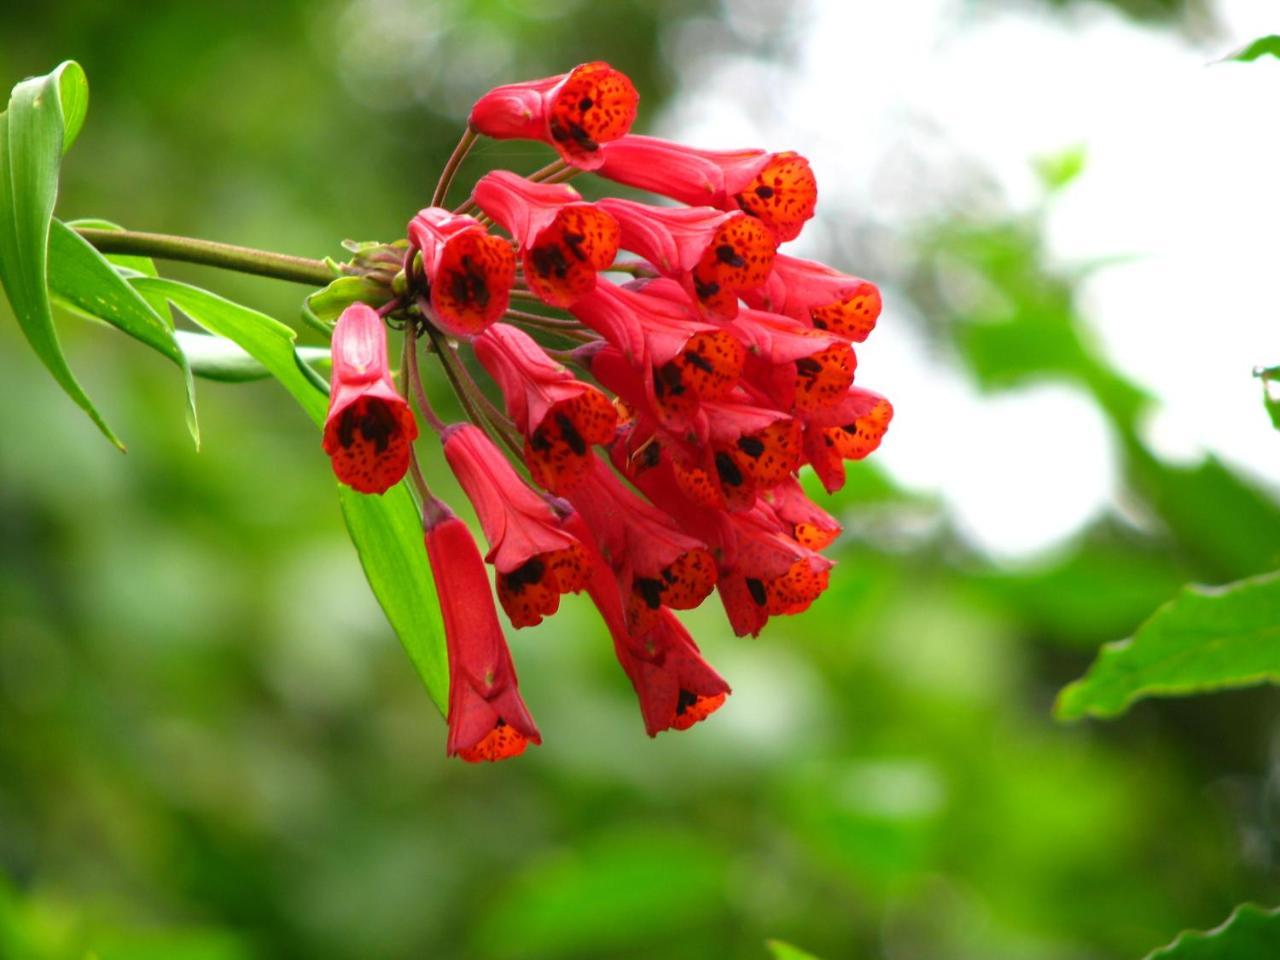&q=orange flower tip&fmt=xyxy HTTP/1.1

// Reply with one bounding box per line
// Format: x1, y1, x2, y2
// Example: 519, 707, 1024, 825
323, 395, 416, 495
669, 690, 727, 733
456, 720, 538, 763
733, 152, 817, 242
548, 62, 640, 168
